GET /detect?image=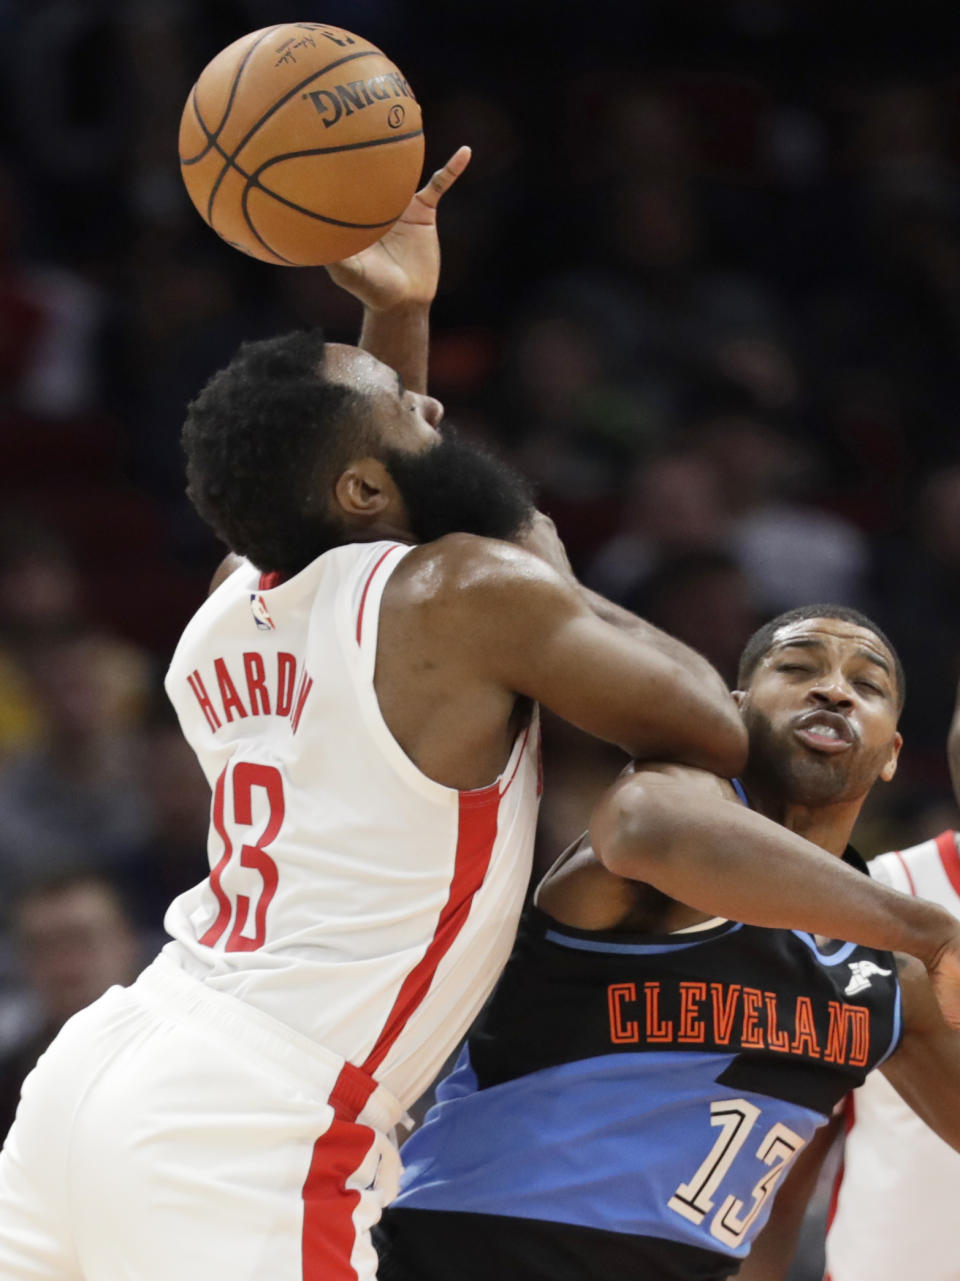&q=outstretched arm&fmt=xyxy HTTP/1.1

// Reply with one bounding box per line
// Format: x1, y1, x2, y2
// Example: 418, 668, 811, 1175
515, 514, 735, 710
328, 169, 737, 714
737, 1114, 840, 1281
326, 146, 471, 392
589, 765, 960, 1026
423, 536, 747, 776
880, 954, 960, 1151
